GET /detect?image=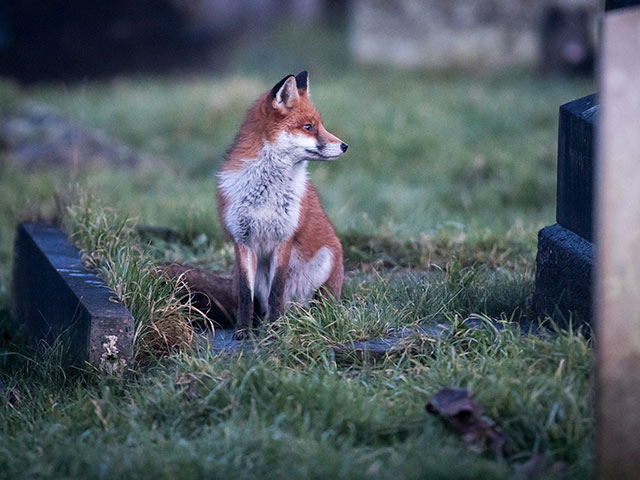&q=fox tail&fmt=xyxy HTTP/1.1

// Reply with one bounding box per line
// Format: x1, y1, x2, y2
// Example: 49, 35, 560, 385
158, 263, 237, 328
